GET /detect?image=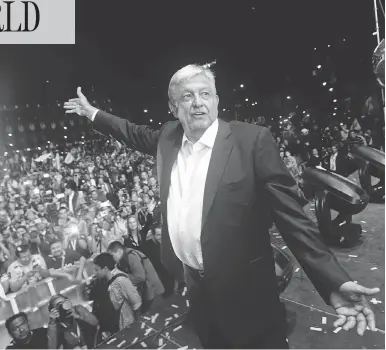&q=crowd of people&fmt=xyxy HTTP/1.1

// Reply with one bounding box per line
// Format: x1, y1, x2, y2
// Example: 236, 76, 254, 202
245, 113, 385, 191
0, 134, 179, 348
